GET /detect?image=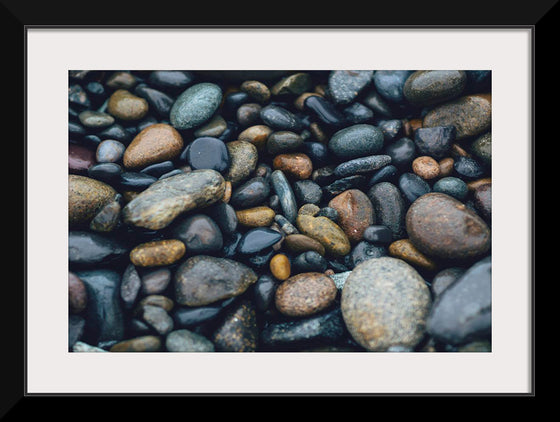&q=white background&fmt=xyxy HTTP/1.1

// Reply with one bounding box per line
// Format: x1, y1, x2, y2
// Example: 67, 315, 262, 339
26, 28, 532, 394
